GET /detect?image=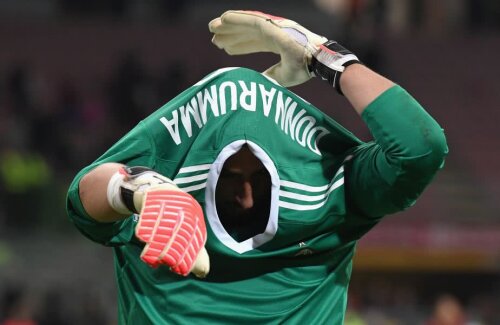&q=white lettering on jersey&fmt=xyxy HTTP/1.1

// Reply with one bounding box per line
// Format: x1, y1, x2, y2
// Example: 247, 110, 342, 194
159, 111, 181, 145
238, 81, 257, 111
197, 85, 219, 124
179, 97, 202, 138
259, 84, 276, 117
159, 79, 330, 156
